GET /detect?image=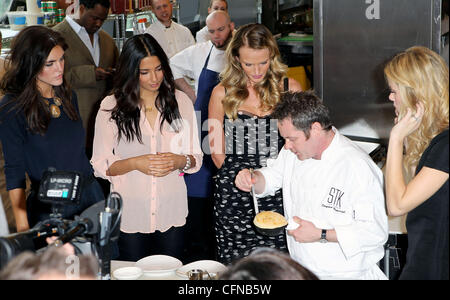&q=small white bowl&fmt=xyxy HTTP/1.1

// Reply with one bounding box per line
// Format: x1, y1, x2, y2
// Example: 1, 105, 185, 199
113, 267, 143, 280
